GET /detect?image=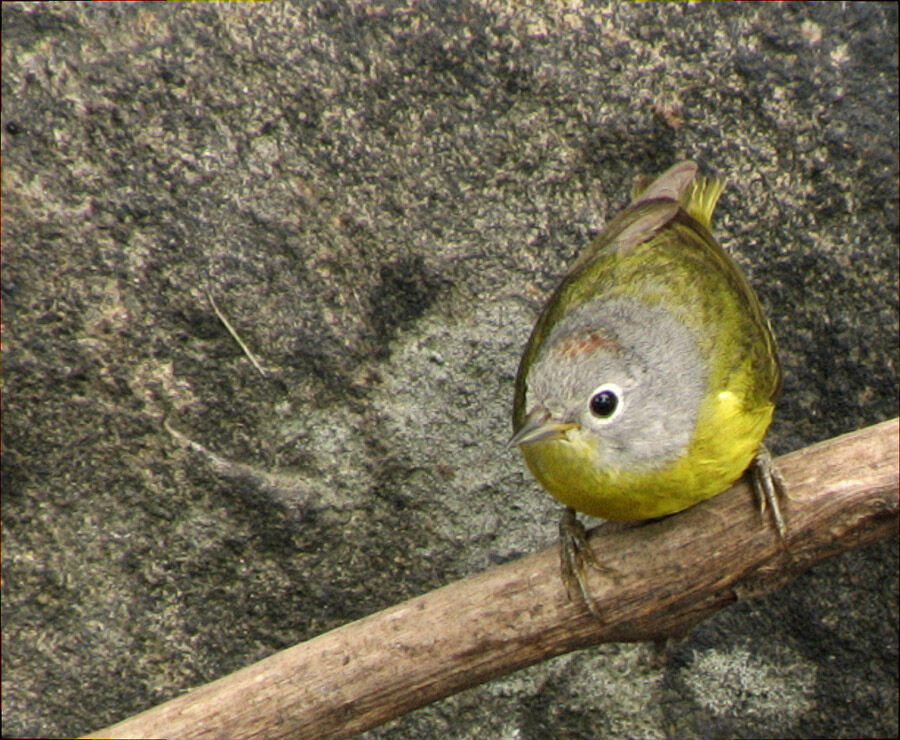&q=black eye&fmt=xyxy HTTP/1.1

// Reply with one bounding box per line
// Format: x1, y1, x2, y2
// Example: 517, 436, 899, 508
590, 389, 618, 418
